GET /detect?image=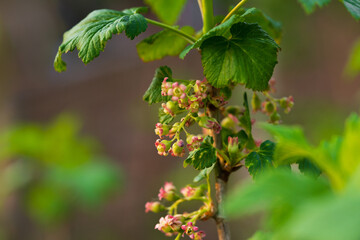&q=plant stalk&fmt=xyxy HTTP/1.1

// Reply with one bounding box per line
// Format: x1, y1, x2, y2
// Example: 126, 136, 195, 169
145, 18, 197, 44
221, 0, 249, 24
201, 0, 214, 33
208, 87, 231, 240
